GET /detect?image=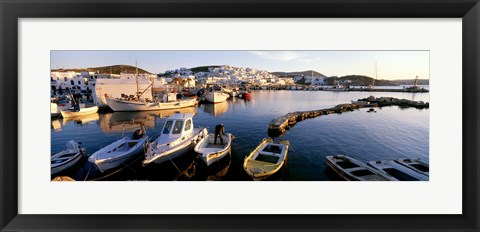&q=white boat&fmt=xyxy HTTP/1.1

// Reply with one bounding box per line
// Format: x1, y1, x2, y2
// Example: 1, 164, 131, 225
88, 128, 149, 172
204, 91, 229, 103
394, 157, 429, 176
243, 138, 289, 181
325, 155, 396, 181
60, 105, 99, 118
194, 133, 233, 166
325, 84, 347, 92
367, 160, 429, 181
229, 88, 239, 97
51, 102, 61, 118
51, 140, 86, 175
106, 96, 197, 111
143, 113, 208, 166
